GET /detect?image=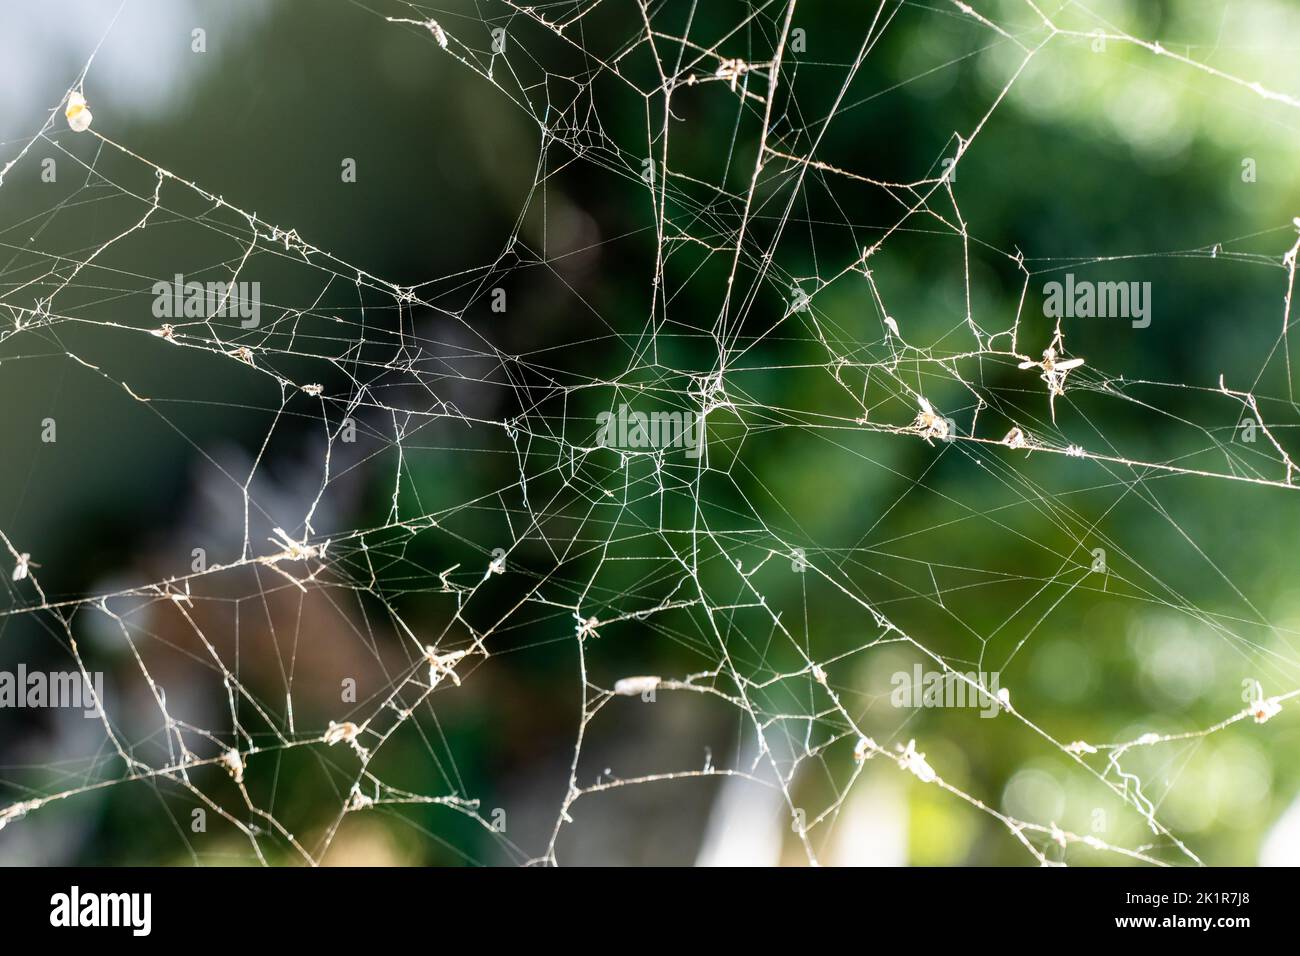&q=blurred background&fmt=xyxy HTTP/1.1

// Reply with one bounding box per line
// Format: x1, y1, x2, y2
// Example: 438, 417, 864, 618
1, 0, 1299, 866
